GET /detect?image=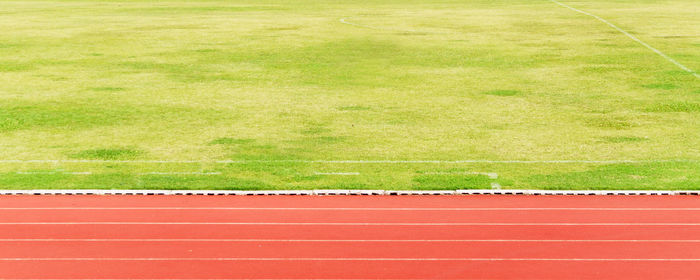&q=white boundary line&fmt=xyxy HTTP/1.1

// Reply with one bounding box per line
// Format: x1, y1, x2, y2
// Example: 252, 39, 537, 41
0, 257, 699, 261
0, 189, 697, 196
339, 18, 419, 33
422, 172, 498, 179
549, 0, 700, 79
339, 18, 381, 30
137, 172, 221, 175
